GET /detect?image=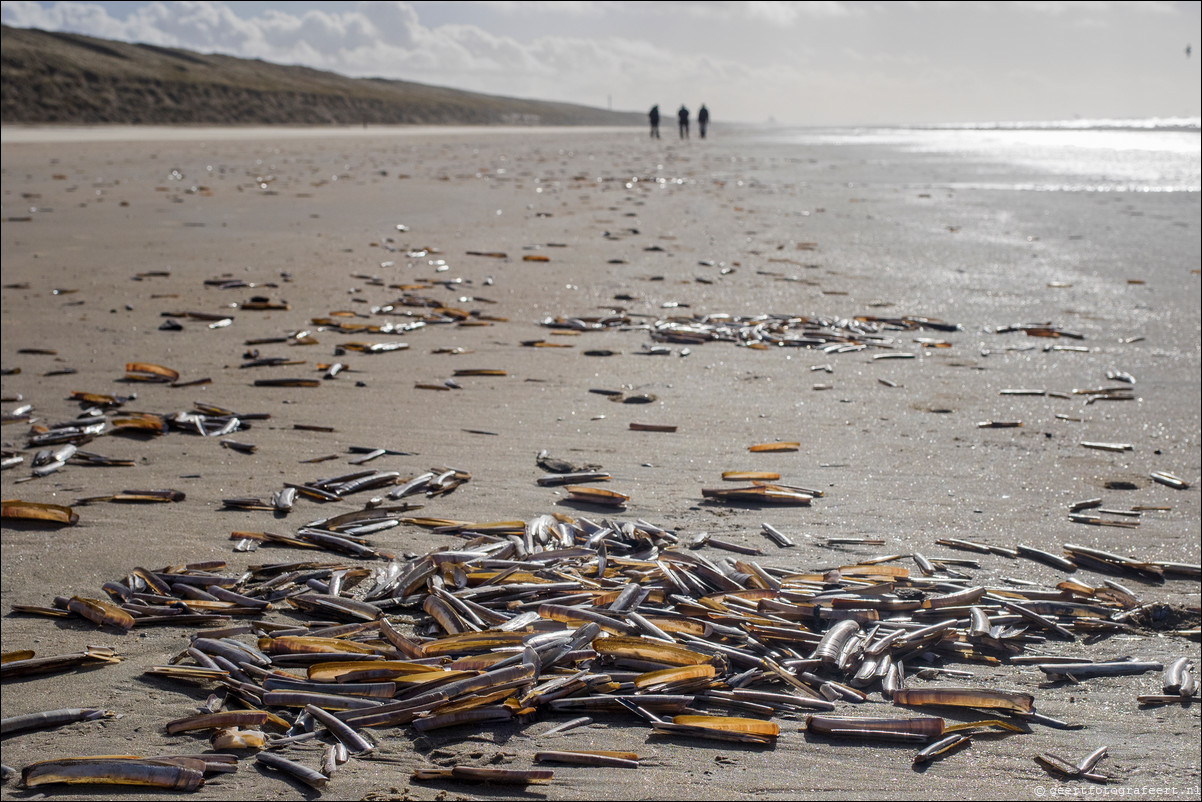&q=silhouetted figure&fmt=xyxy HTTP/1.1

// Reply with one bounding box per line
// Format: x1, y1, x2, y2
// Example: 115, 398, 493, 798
649, 105, 661, 139
678, 105, 689, 139
698, 104, 709, 139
